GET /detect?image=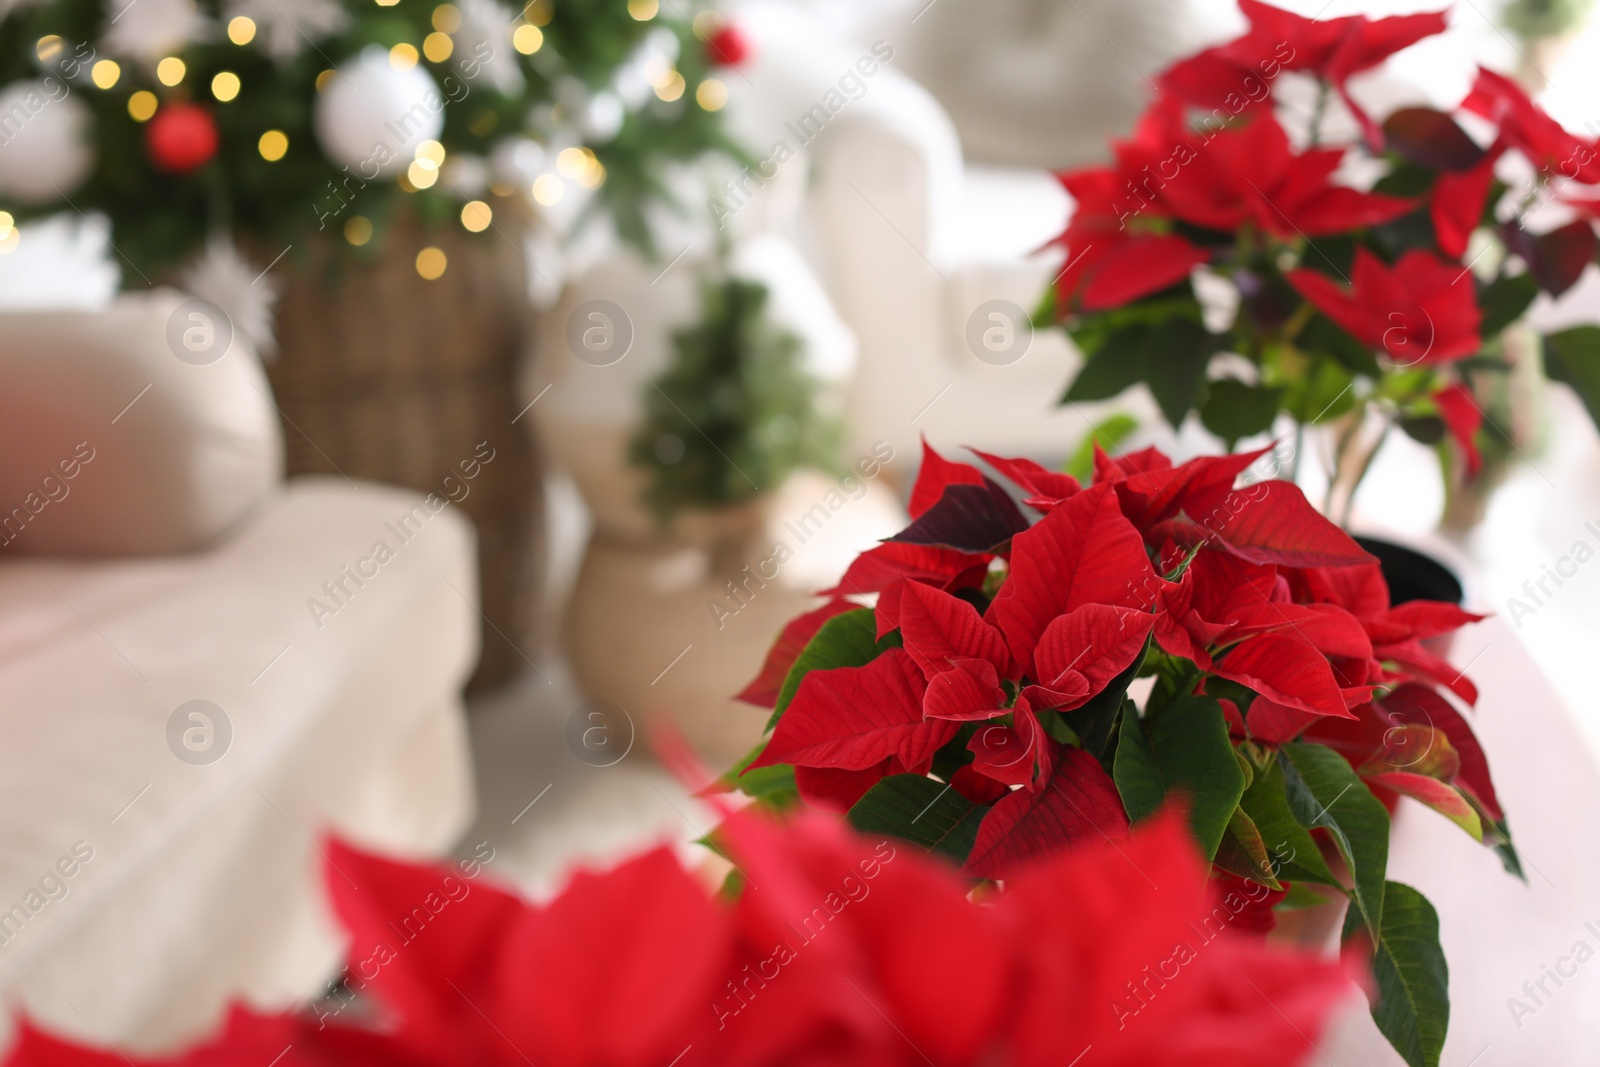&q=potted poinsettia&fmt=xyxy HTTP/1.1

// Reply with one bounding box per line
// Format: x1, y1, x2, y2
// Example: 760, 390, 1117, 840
724, 439, 1515, 1067
2, 806, 1353, 1066
1041, 0, 1600, 531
